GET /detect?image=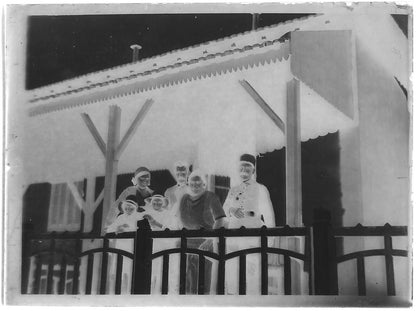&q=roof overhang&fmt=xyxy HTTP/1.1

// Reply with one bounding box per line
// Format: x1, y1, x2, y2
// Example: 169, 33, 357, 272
23, 11, 406, 184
